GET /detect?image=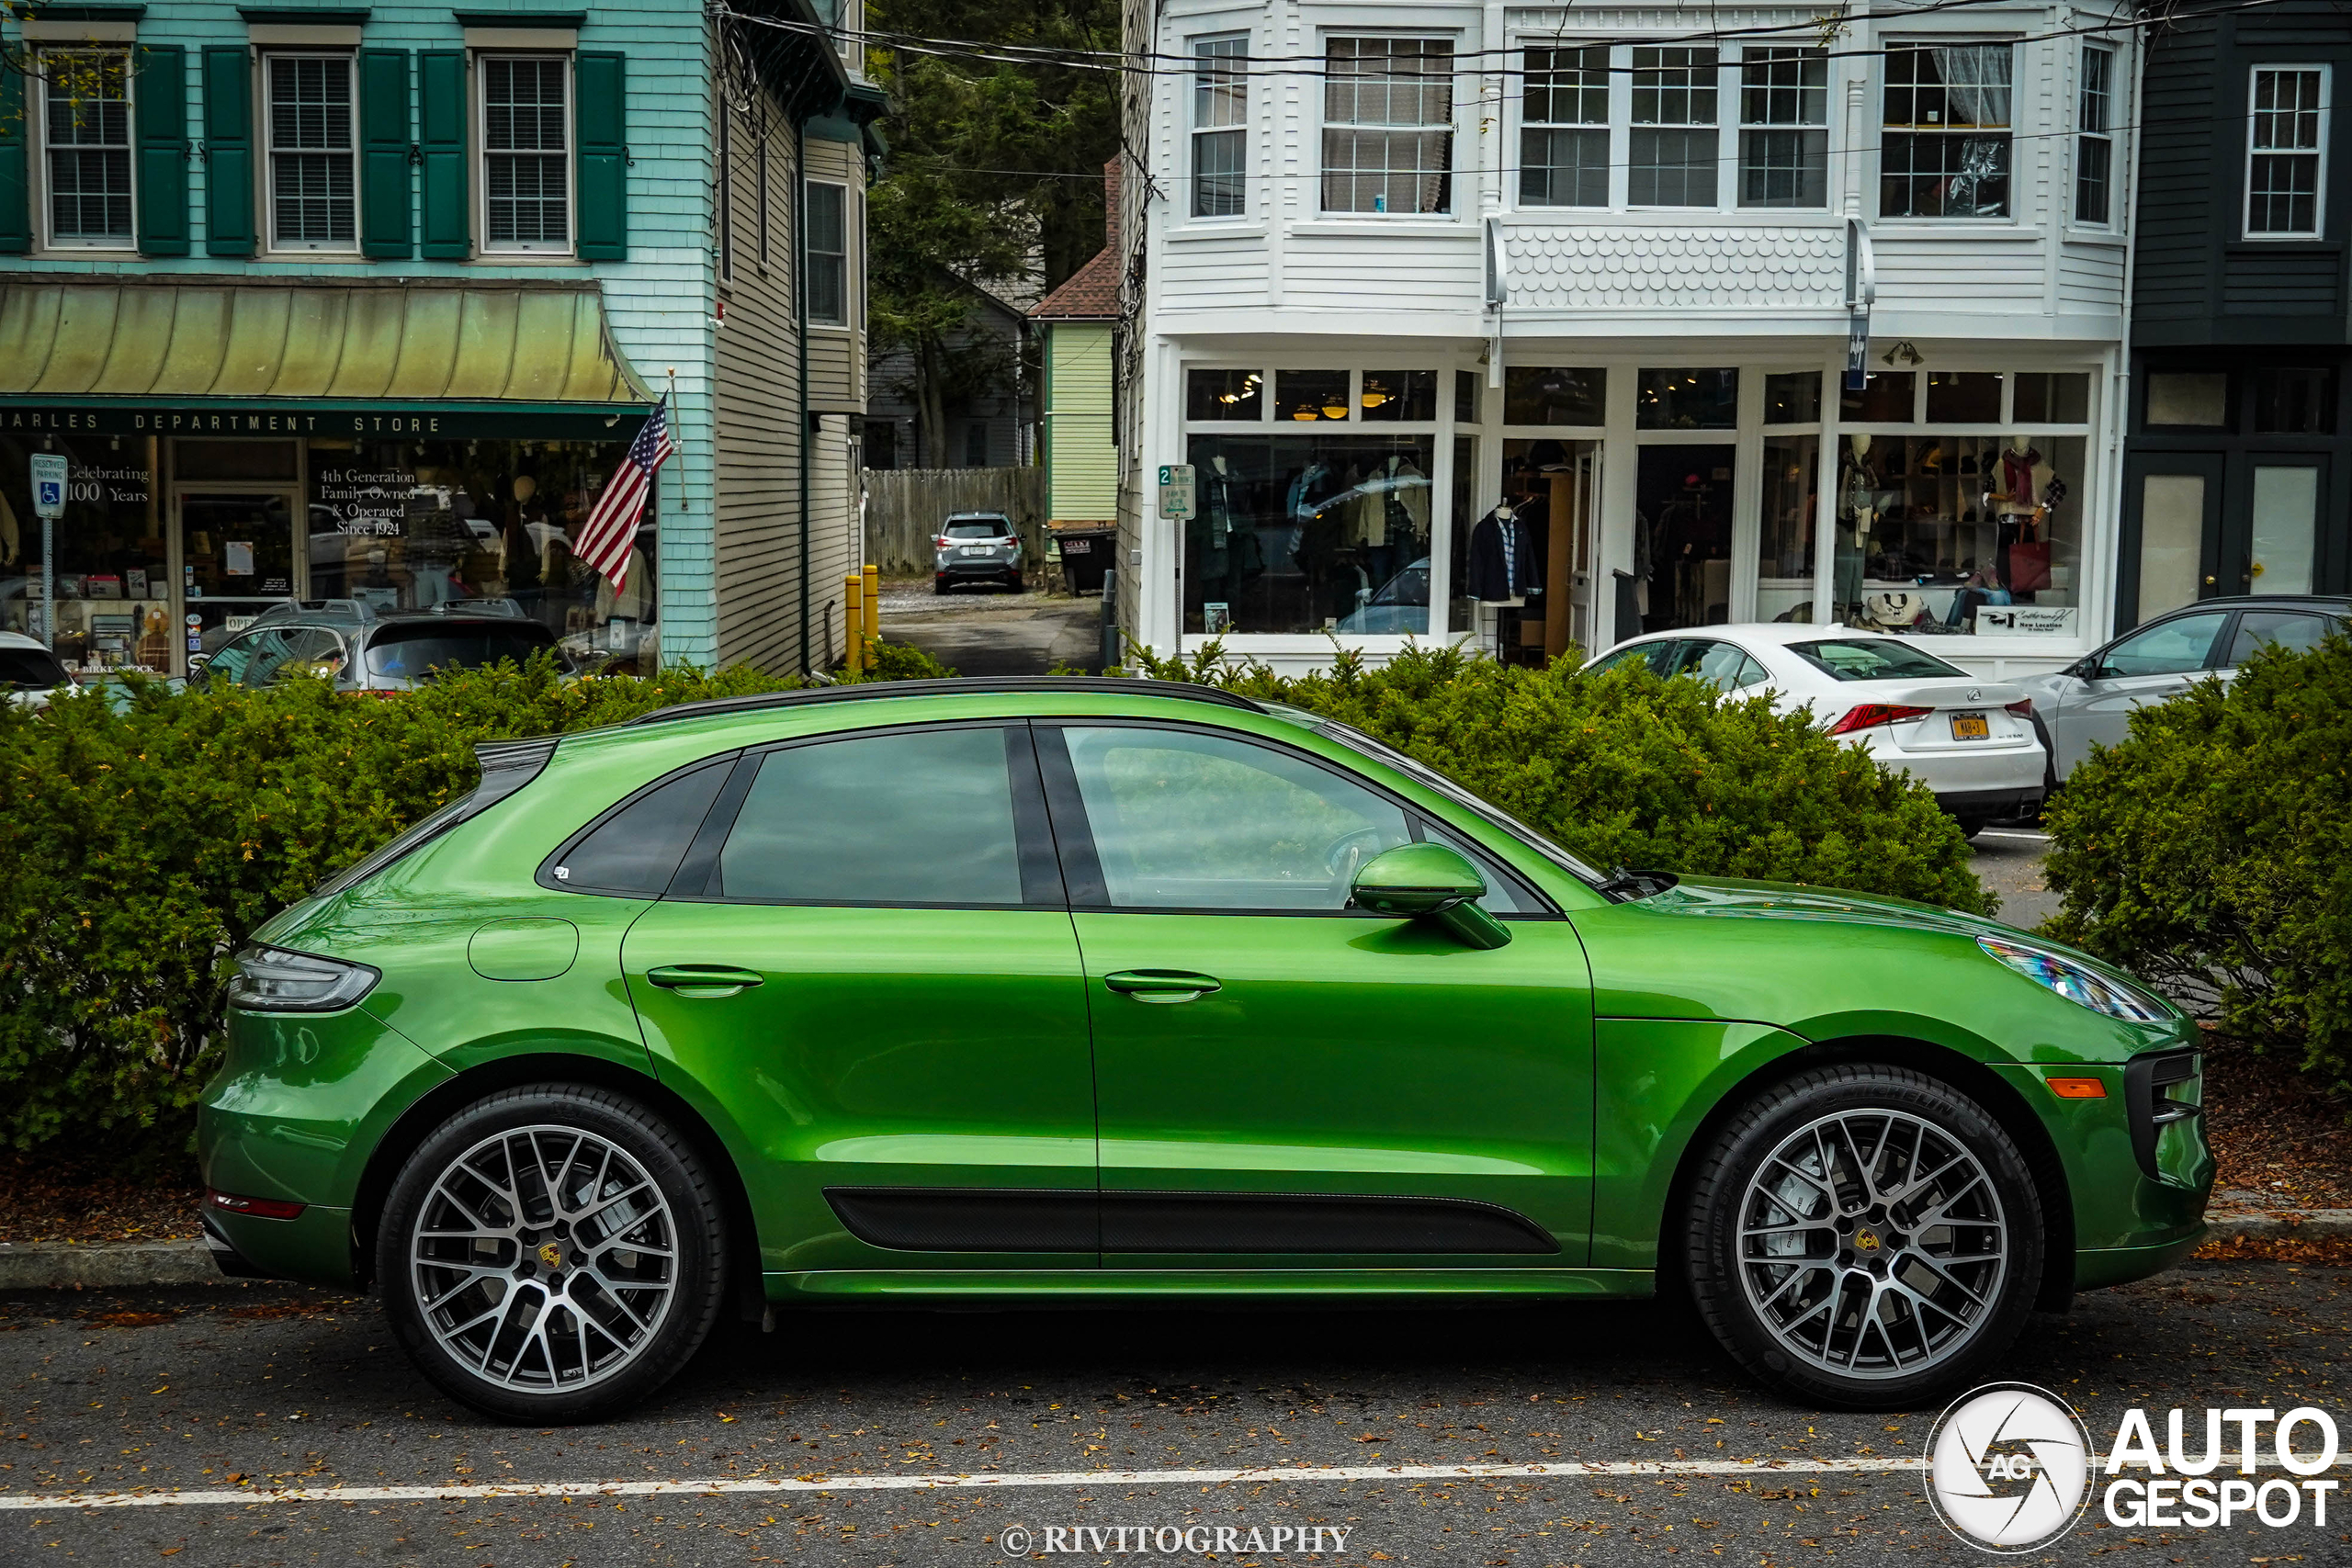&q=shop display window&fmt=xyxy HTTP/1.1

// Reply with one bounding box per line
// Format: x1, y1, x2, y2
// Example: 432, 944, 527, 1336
1360, 370, 1436, 422
2015, 372, 2090, 424
1834, 432, 2086, 637
305, 436, 655, 673
1757, 434, 1820, 623
1187, 368, 1262, 421
1841, 371, 1916, 423
1183, 434, 1432, 636
1764, 371, 1822, 423
1503, 367, 1606, 426
1636, 367, 1739, 430
0, 434, 171, 673
1924, 371, 2002, 423
1276, 371, 1352, 423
